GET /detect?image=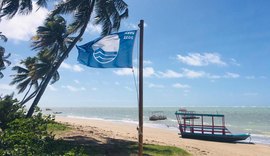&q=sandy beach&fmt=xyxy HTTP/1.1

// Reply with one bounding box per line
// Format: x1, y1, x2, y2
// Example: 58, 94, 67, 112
55, 116, 270, 156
